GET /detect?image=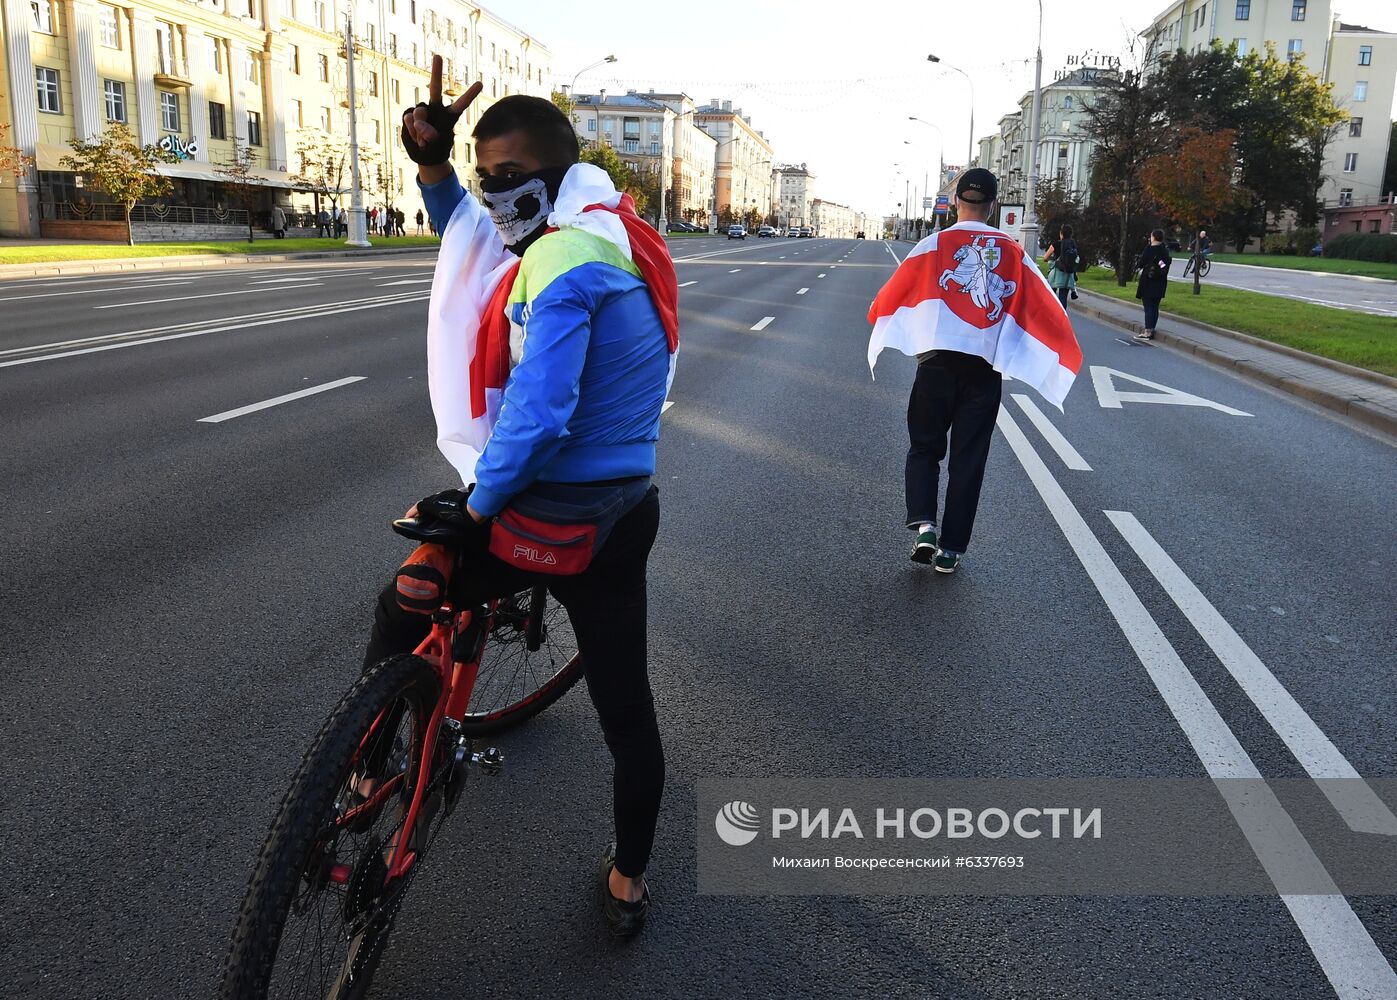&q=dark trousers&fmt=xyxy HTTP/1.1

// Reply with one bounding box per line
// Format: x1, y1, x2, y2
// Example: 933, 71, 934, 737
364, 487, 664, 878
1055, 287, 1069, 308
1142, 297, 1161, 331
905, 353, 1003, 554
